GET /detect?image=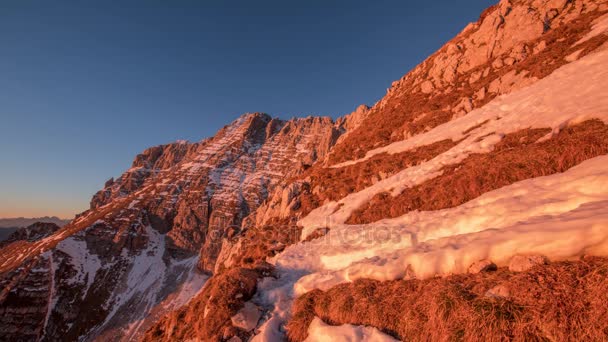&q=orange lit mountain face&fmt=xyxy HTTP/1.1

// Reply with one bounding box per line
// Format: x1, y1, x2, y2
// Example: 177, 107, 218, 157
2, 0, 608, 341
